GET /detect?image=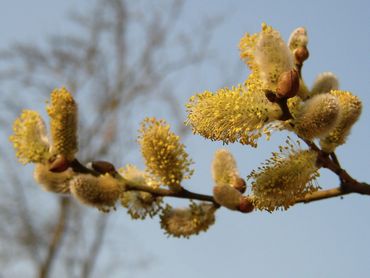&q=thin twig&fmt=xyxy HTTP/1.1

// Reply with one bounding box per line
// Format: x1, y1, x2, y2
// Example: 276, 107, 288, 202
330, 152, 341, 168
299, 138, 370, 196
295, 187, 346, 203
295, 182, 370, 204
125, 183, 216, 203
